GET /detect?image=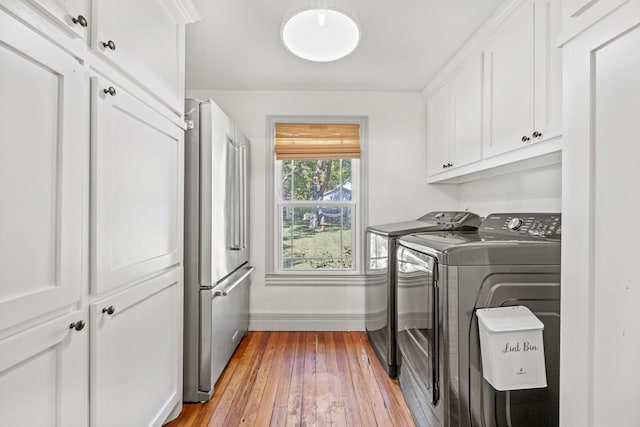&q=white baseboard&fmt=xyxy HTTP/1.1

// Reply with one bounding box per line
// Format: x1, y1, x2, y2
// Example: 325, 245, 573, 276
249, 312, 365, 331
